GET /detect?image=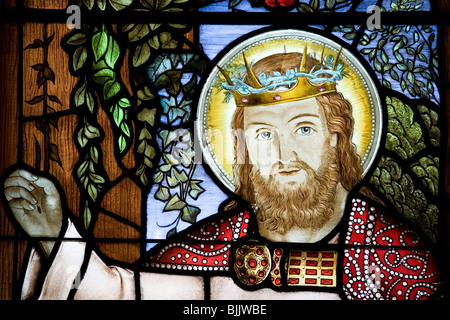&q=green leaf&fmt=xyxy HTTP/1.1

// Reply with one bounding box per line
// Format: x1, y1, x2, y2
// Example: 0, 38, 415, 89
77, 118, 101, 148
120, 122, 131, 137
90, 146, 99, 163
167, 167, 182, 187
189, 180, 204, 200
152, 171, 164, 184
112, 103, 125, 126
103, 79, 121, 100
118, 134, 127, 153
88, 183, 99, 201
297, 3, 313, 12
411, 156, 439, 196
228, 0, 242, 8
325, 0, 335, 9
105, 36, 120, 69
66, 32, 87, 46
73, 46, 88, 71
373, 58, 382, 72
139, 126, 152, 140
83, 201, 92, 230
159, 32, 177, 49
118, 97, 131, 108
390, 69, 399, 81
133, 41, 151, 67
394, 51, 404, 63
109, 0, 133, 10
163, 194, 186, 211
397, 63, 407, 71
92, 26, 108, 62
381, 50, 388, 64
181, 205, 200, 224
407, 71, 415, 85
128, 24, 151, 42
137, 107, 157, 126
97, 0, 107, 10
155, 185, 170, 201
159, 130, 178, 149
74, 82, 86, 107
385, 96, 425, 160
86, 91, 95, 113
310, 0, 319, 11
92, 67, 115, 84
83, 0, 95, 10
